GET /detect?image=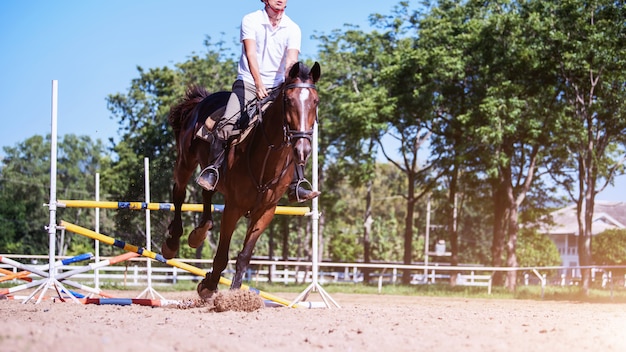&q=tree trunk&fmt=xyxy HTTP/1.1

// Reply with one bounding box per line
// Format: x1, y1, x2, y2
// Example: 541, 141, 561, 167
363, 180, 373, 284
491, 178, 507, 286
402, 176, 417, 285
281, 216, 289, 261
580, 188, 596, 294
501, 164, 518, 292
505, 203, 519, 291
448, 168, 459, 287
268, 225, 274, 283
